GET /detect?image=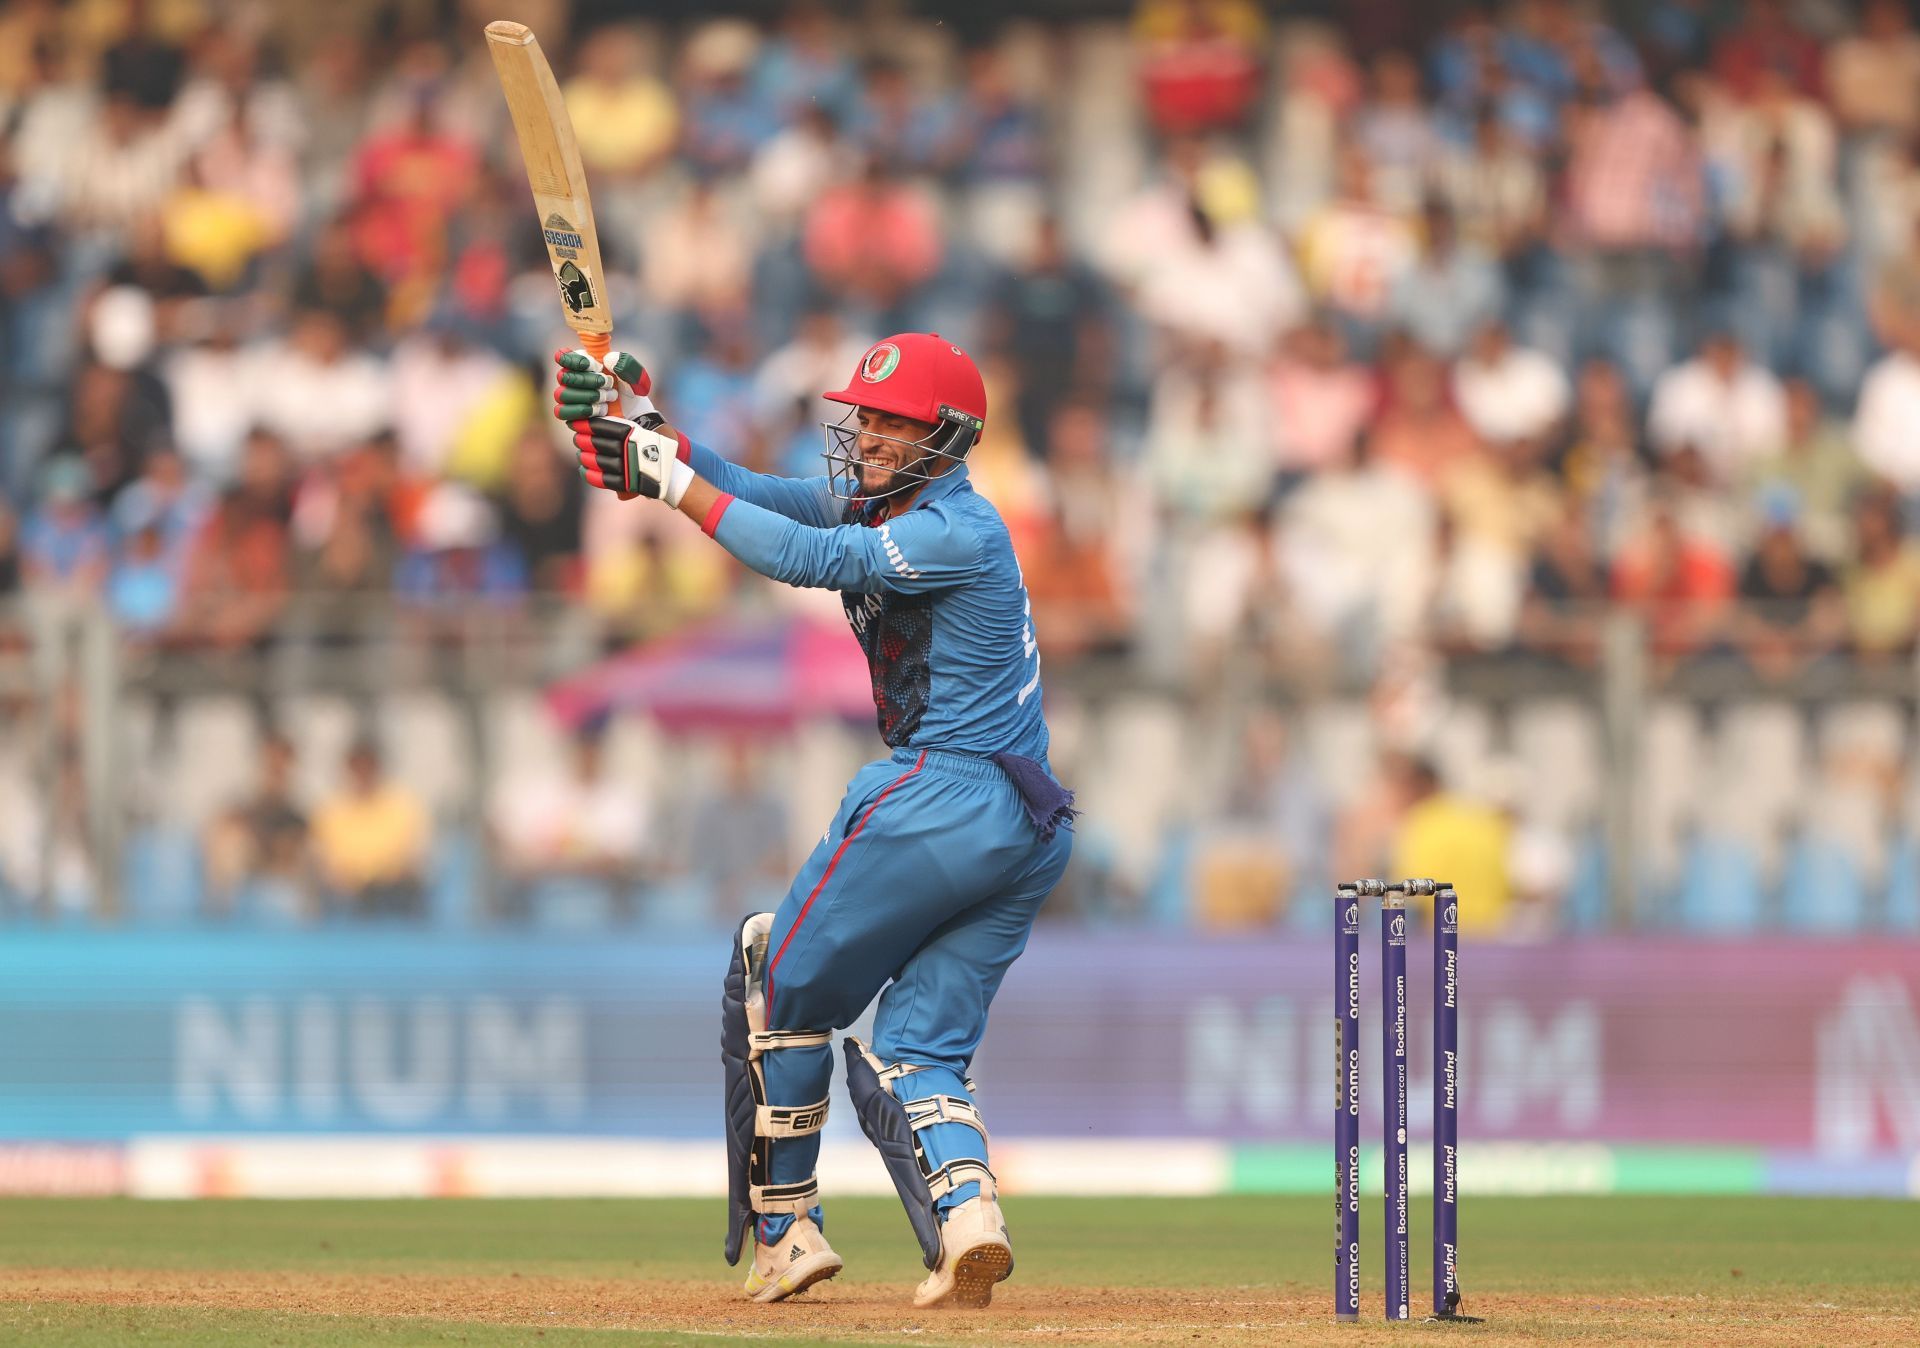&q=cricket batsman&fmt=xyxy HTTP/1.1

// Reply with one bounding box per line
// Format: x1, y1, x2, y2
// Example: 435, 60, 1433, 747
552, 333, 1075, 1308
